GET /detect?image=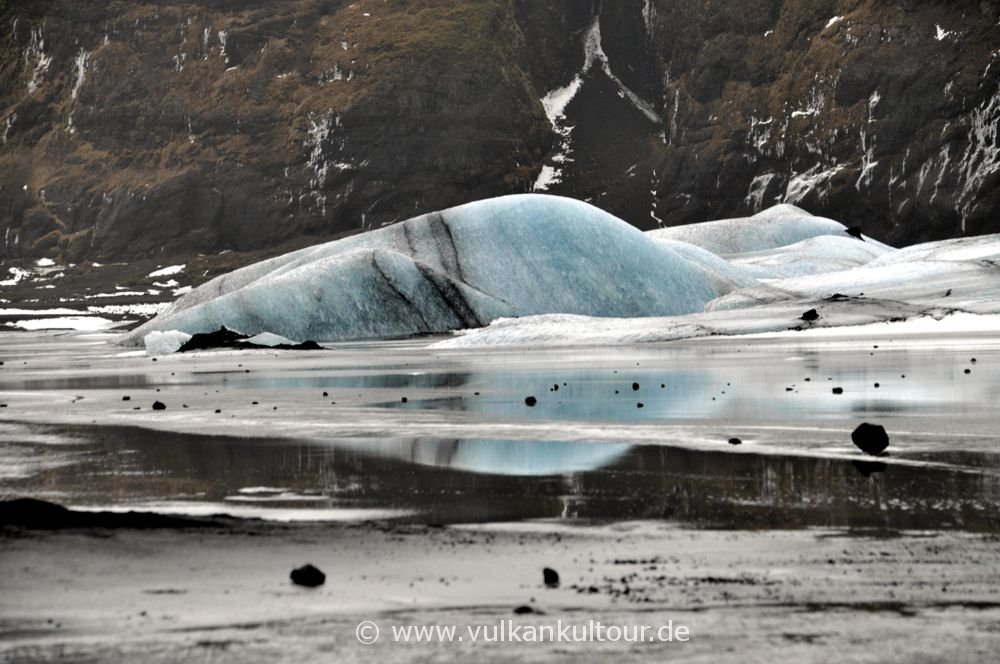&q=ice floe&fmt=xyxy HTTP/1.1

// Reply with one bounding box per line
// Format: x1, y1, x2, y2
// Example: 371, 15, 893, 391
125, 195, 743, 344
123, 194, 1000, 350
647, 204, 884, 254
